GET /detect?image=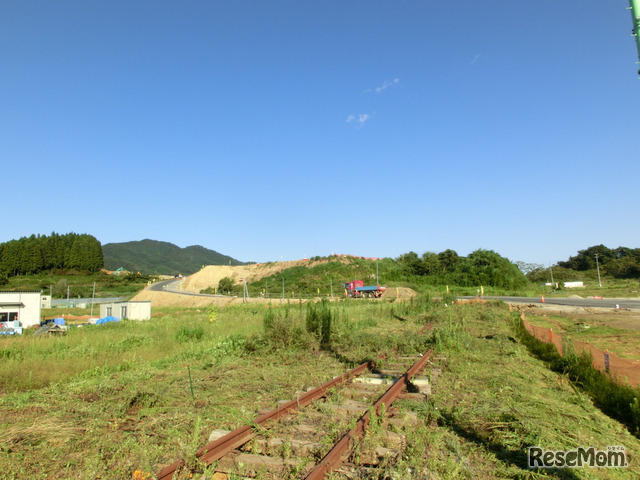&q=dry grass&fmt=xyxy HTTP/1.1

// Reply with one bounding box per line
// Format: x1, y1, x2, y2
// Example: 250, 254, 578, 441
0, 417, 82, 450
